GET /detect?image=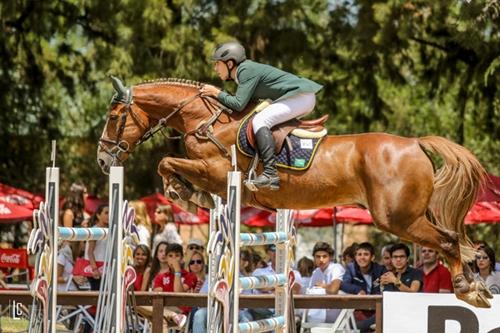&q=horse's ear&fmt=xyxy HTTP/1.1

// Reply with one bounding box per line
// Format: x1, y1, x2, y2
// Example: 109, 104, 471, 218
110, 76, 127, 97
